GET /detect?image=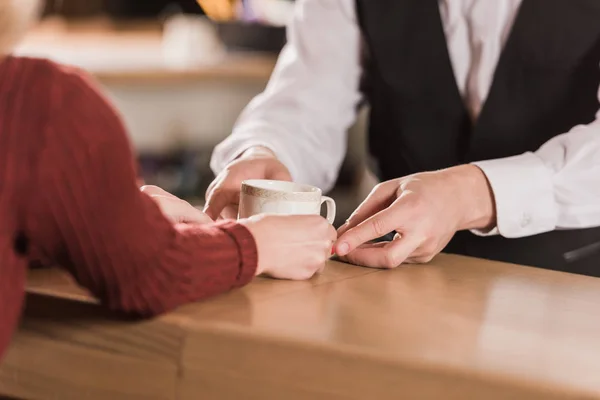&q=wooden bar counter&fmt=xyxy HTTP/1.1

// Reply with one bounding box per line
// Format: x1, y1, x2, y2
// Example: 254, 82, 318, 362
2, 254, 600, 399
